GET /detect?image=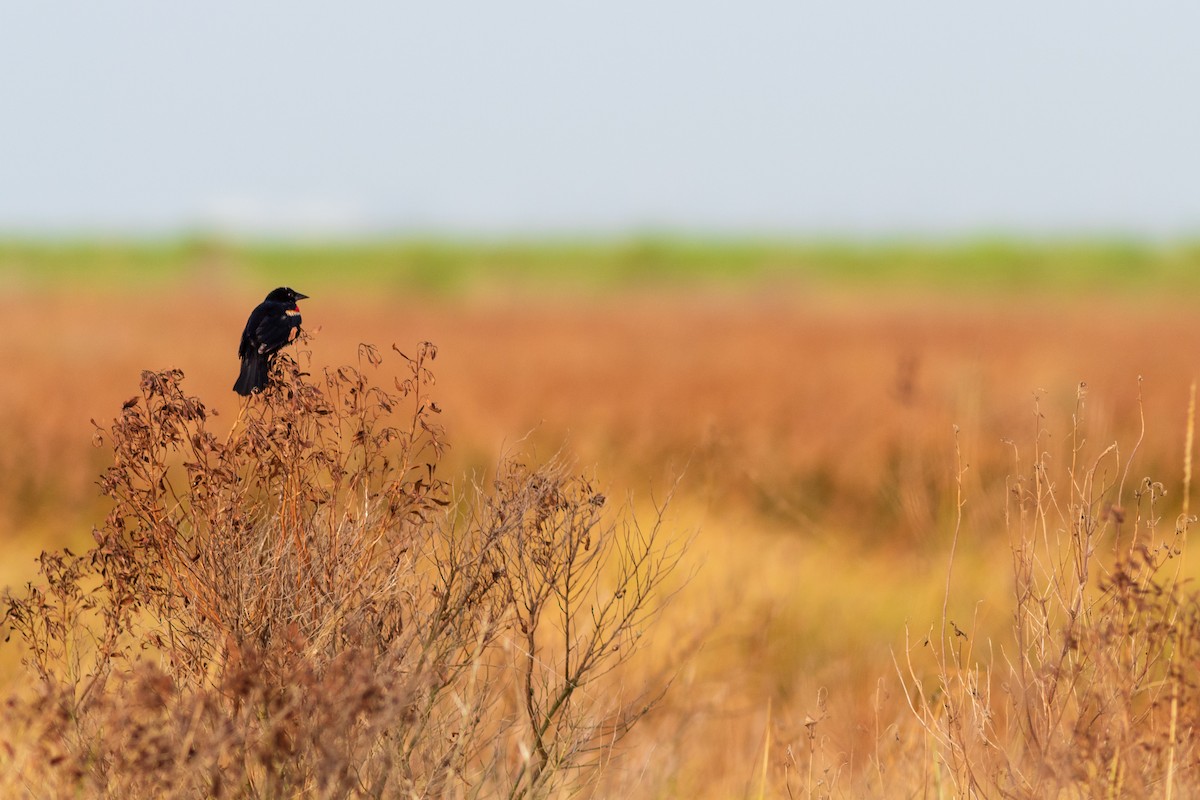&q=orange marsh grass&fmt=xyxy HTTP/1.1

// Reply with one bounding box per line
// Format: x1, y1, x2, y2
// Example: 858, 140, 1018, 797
7, 287, 1200, 796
